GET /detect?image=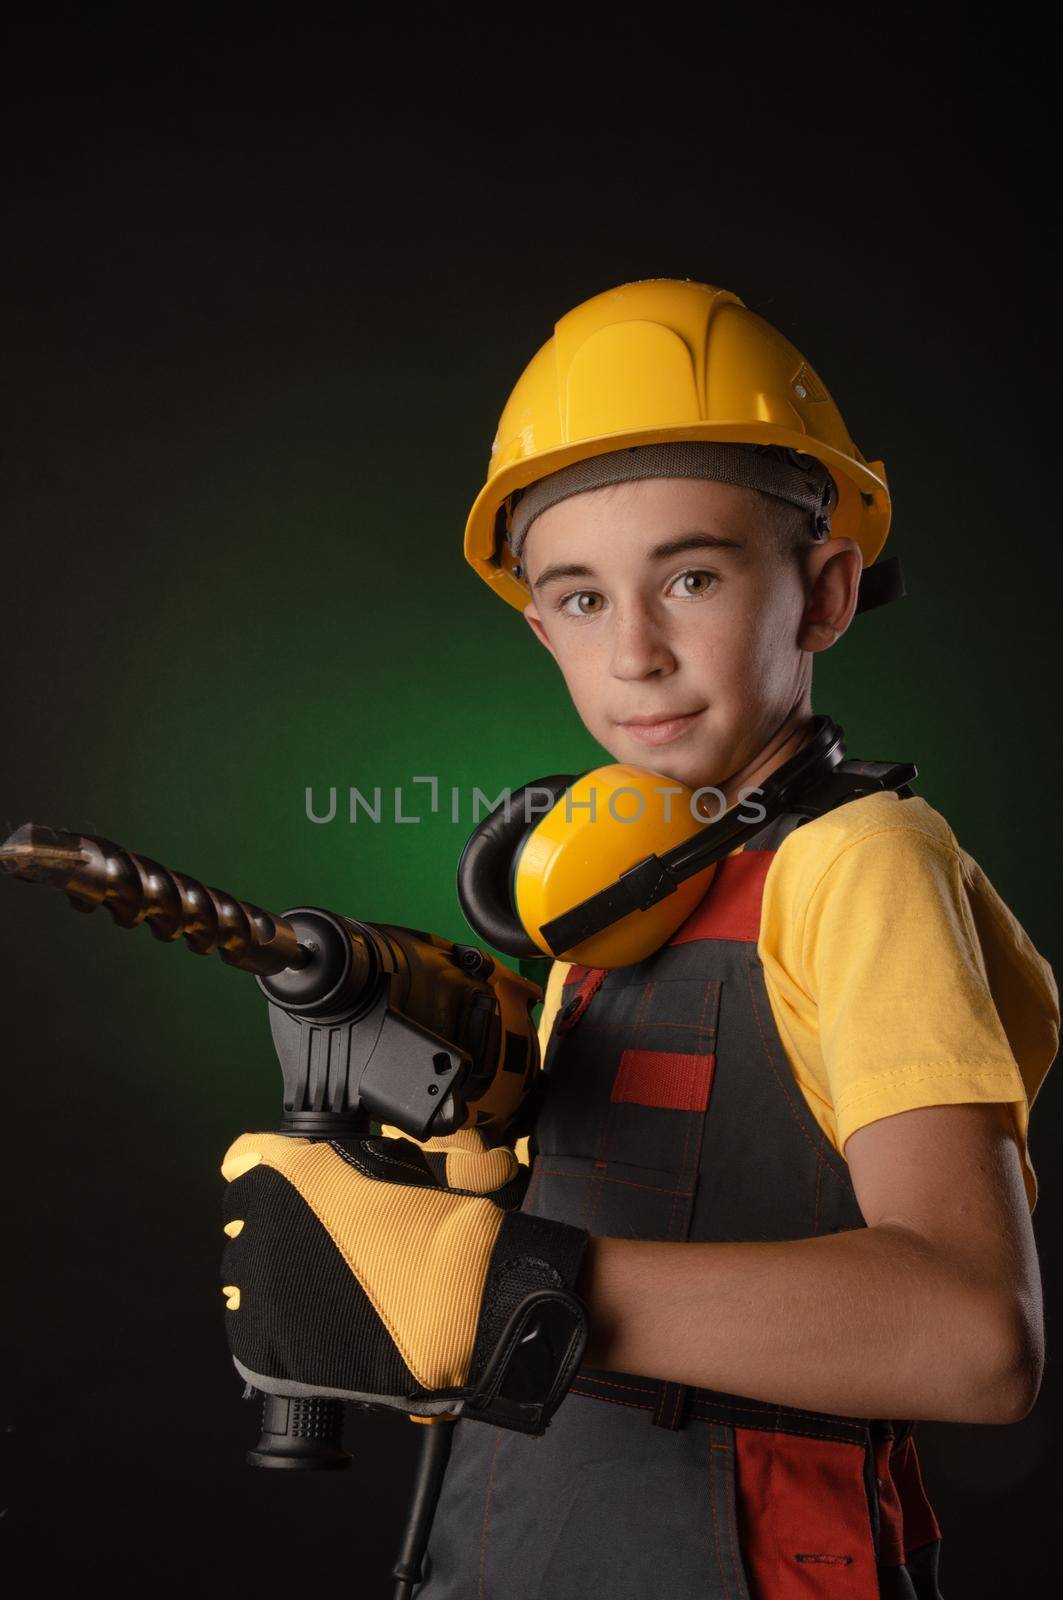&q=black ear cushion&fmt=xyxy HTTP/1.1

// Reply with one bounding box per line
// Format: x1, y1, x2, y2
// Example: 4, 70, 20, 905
456, 774, 578, 957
